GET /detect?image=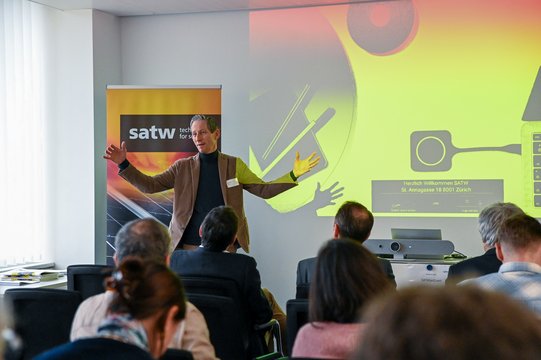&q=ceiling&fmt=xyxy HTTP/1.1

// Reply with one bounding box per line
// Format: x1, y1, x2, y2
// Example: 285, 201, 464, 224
30, 0, 383, 16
